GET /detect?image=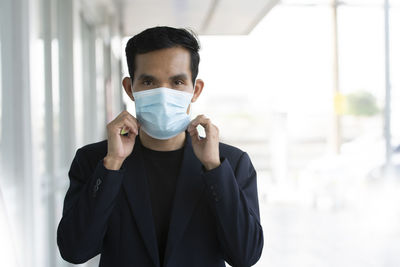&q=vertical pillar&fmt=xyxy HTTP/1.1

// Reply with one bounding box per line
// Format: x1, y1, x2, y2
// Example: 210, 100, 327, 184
331, 0, 341, 155
384, 0, 392, 170
58, 0, 76, 164
57, 2, 76, 264
0, 0, 34, 266
82, 20, 98, 144
42, 0, 59, 265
